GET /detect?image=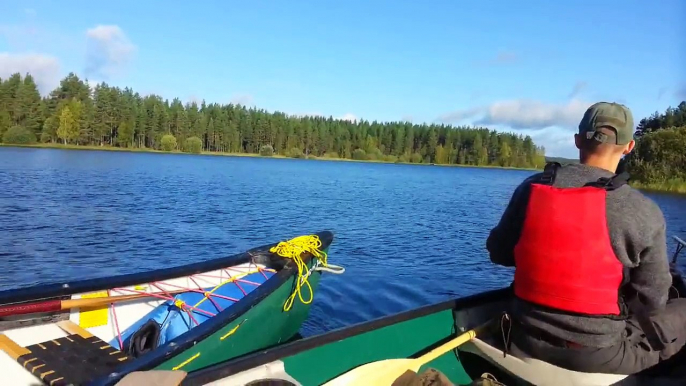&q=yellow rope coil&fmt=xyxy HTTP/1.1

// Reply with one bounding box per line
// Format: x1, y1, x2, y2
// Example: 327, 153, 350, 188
269, 235, 328, 311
